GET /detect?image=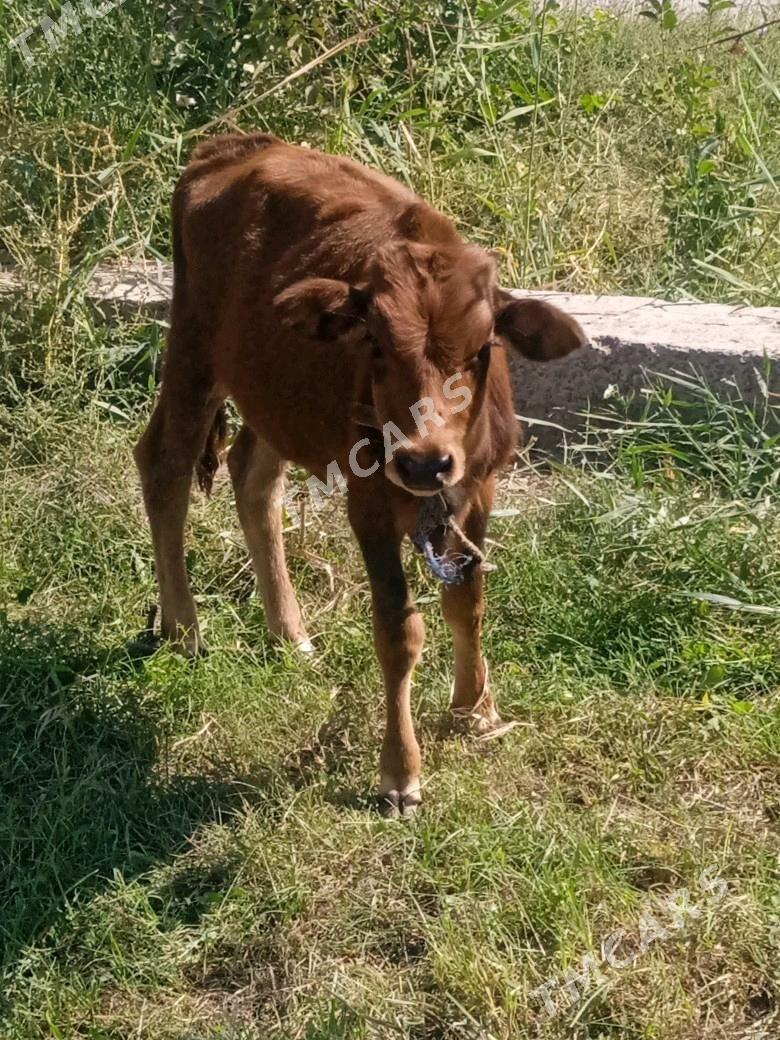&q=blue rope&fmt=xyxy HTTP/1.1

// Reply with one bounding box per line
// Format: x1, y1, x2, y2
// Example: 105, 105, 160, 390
412, 495, 473, 585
